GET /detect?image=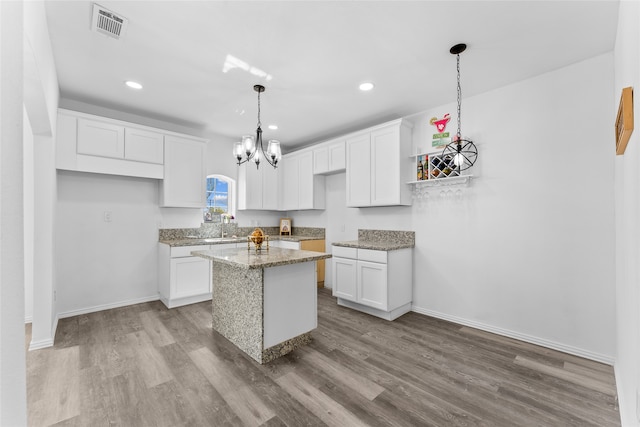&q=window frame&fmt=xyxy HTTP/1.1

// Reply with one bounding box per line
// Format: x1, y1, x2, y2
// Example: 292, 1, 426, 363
205, 174, 236, 217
